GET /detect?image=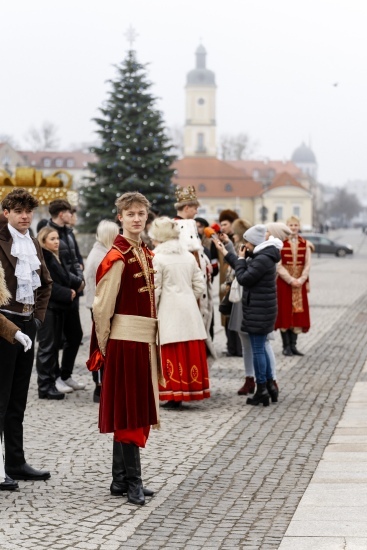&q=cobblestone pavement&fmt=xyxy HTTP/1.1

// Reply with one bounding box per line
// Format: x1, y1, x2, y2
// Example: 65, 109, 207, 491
1, 229, 366, 550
